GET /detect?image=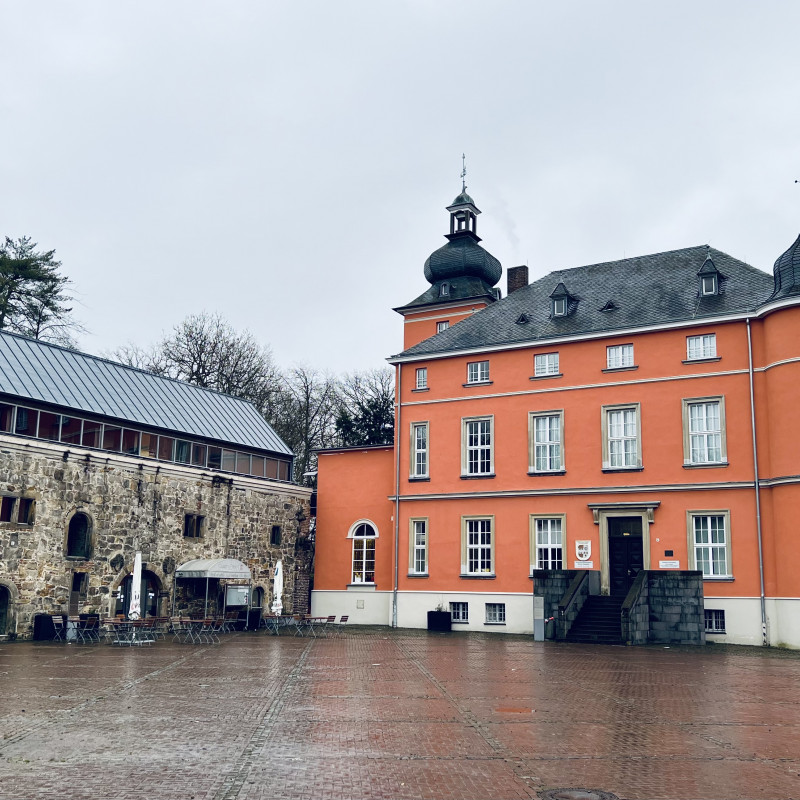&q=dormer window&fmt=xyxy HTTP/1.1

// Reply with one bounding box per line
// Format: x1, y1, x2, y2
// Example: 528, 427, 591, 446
698, 249, 722, 297
439, 282, 450, 298
549, 281, 574, 318
701, 274, 718, 296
